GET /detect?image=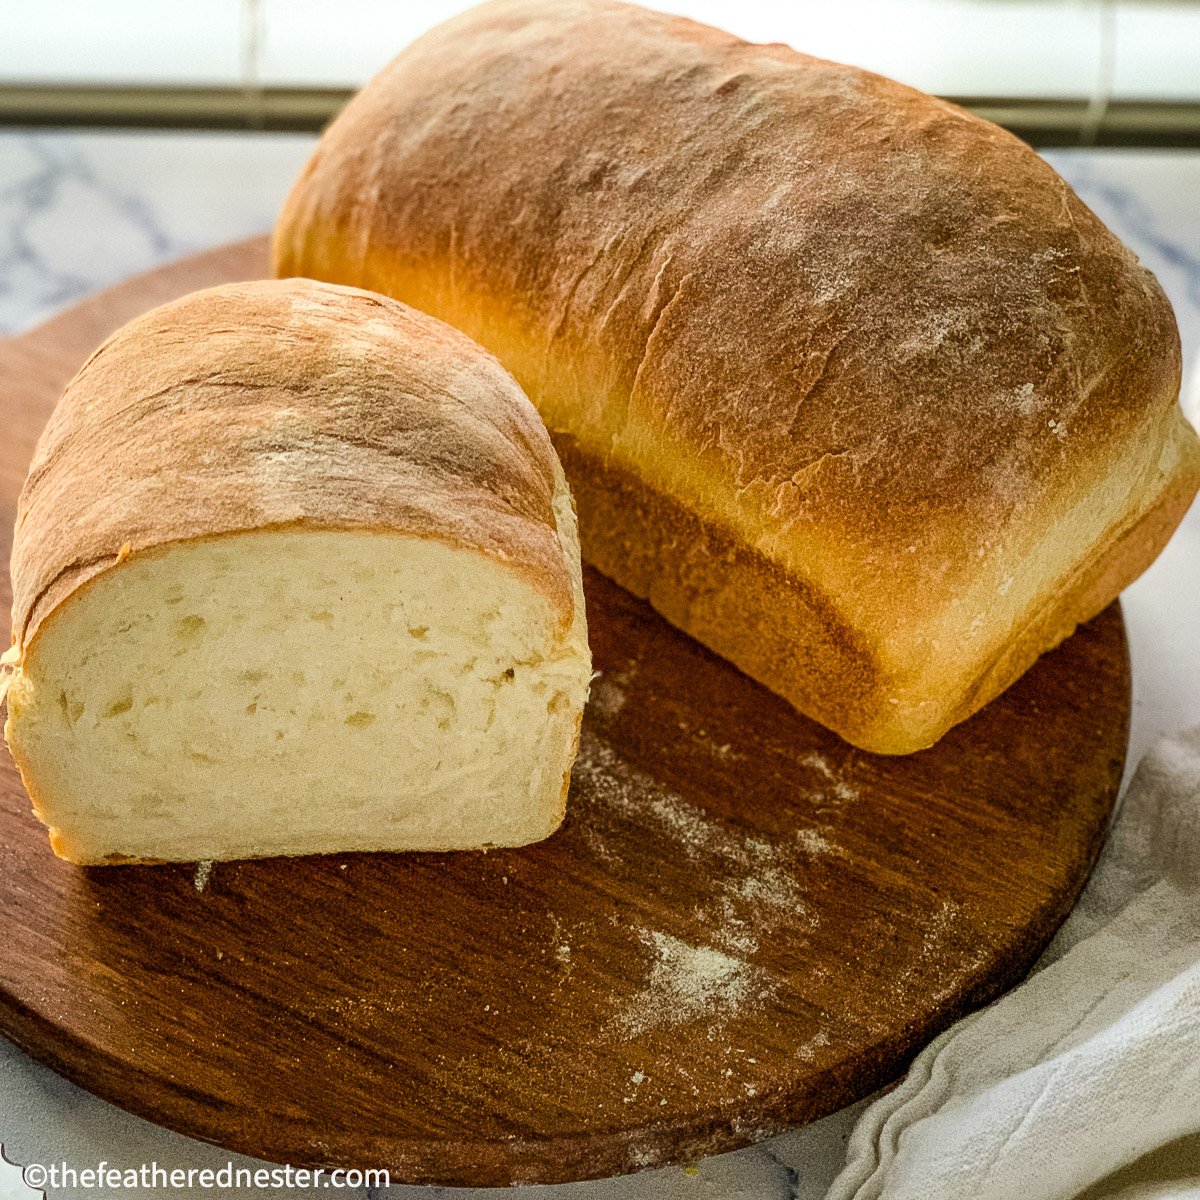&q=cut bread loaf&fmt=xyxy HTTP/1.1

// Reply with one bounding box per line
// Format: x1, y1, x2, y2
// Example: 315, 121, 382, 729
3, 278, 591, 864
273, 0, 1200, 754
